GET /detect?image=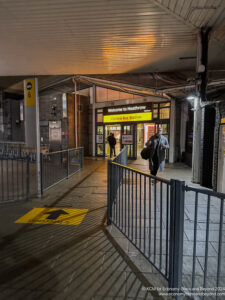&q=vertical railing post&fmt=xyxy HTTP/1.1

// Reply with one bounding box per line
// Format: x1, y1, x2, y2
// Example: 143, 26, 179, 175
26, 156, 30, 201
40, 153, 43, 195
169, 179, 185, 299
81, 147, 84, 169
67, 149, 69, 178
107, 159, 112, 225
